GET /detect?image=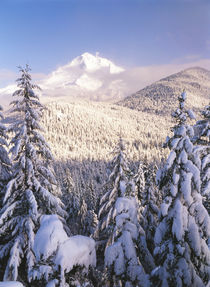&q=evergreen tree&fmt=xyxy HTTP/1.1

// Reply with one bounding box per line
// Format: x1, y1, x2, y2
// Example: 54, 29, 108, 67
0, 106, 12, 281
78, 198, 88, 235
97, 138, 132, 248
63, 168, 78, 216
133, 161, 145, 213
97, 138, 150, 287
193, 104, 209, 145
0, 106, 11, 205
104, 196, 150, 287
139, 164, 159, 263
153, 92, 210, 286
0, 66, 67, 284
78, 194, 98, 237
86, 179, 97, 212
86, 209, 98, 237
133, 162, 157, 273
193, 104, 210, 213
